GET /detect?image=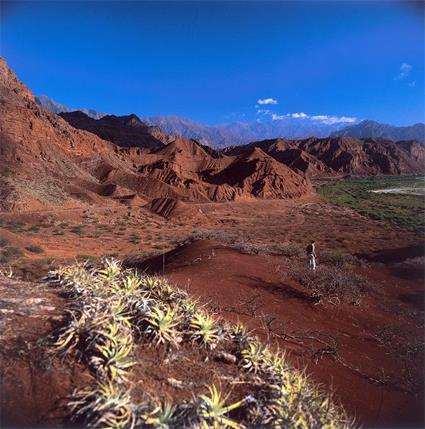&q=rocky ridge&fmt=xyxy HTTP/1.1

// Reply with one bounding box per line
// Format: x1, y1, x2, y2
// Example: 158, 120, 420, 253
0, 58, 311, 212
